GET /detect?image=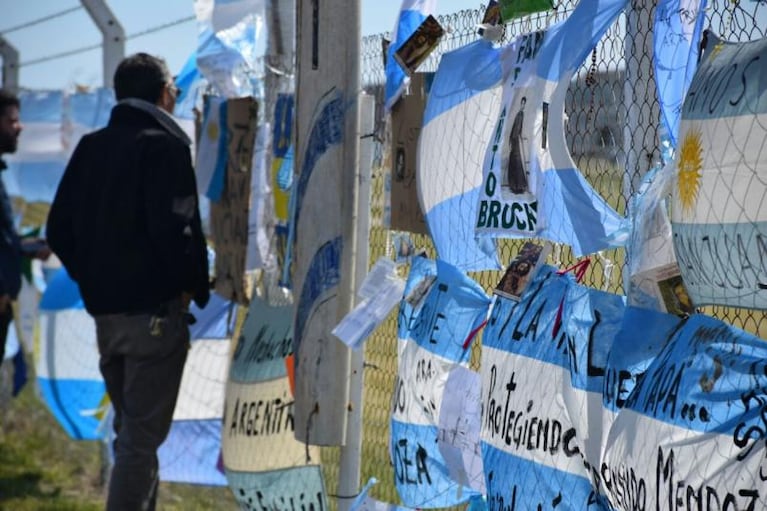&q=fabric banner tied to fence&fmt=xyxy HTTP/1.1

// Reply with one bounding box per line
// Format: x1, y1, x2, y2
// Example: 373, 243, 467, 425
417, 39, 503, 272
671, 32, 767, 310
481, 264, 767, 510
475, 0, 626, 256
391, 257, 491, 508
